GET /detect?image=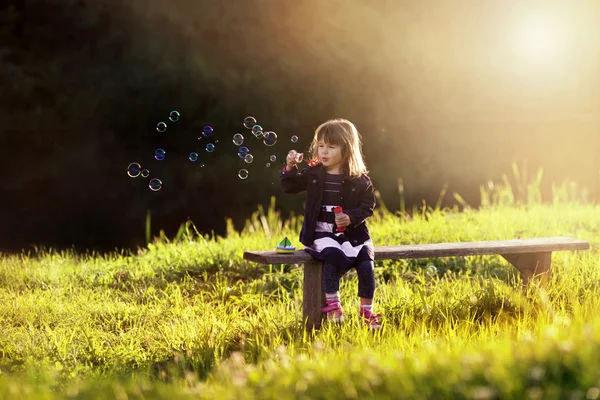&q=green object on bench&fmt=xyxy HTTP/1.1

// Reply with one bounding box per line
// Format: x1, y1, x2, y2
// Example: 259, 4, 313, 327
275, 236, 296, 254
243, 236, 590, 331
